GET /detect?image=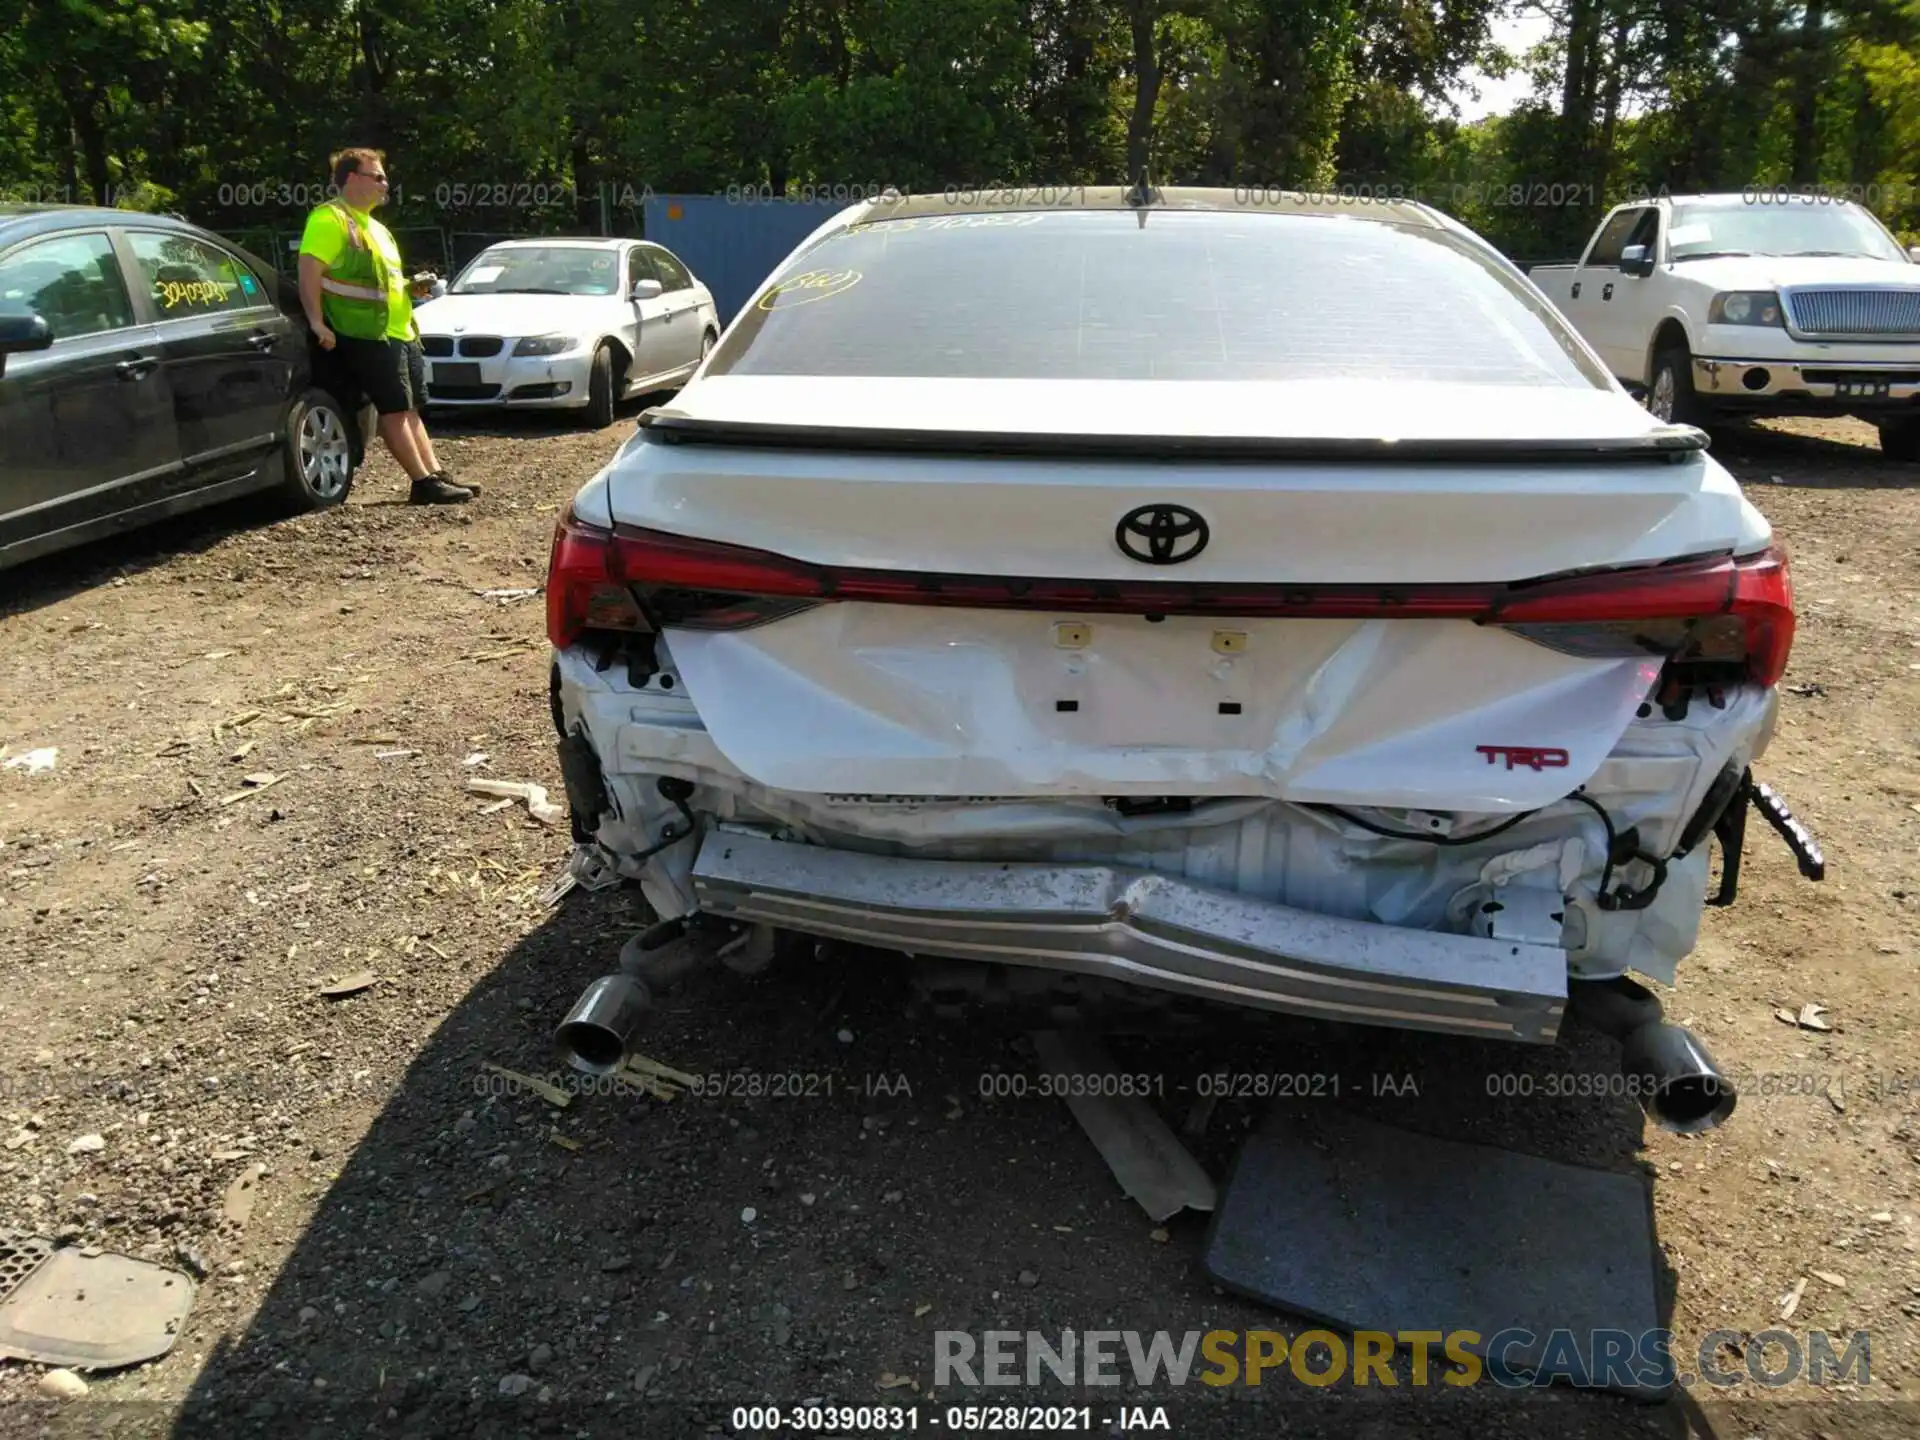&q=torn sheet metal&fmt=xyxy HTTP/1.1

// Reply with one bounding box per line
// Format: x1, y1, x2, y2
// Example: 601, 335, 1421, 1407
557, 644, 1769, 986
